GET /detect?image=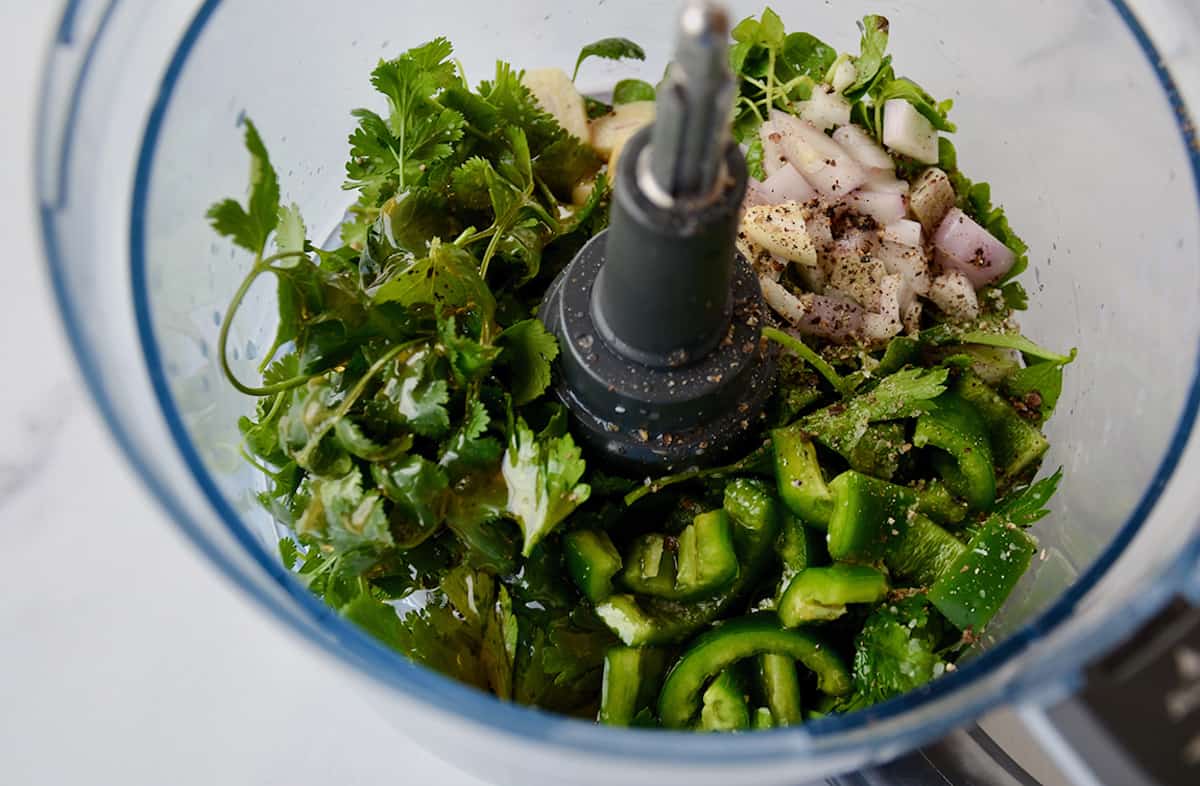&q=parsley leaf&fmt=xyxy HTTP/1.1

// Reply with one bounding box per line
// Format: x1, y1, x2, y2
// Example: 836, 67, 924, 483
499, 319, 560, 405
207, 118, 280, 256
502, 413, 591, 556
572, 37, 646, 82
